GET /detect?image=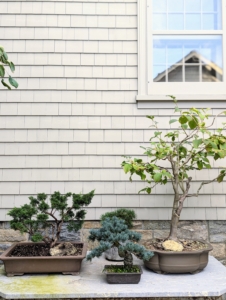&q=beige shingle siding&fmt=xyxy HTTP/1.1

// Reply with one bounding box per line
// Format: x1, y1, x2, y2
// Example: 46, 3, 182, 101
0, 0, 225, 221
